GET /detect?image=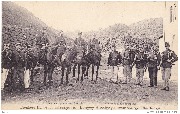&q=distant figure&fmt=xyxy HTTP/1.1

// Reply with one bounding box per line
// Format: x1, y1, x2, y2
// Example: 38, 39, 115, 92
54, 31, 66, 46
107, 45, 122, 83
91, 35, 101, 54
161, 42, 178, 91
74, 32, 86, 48
36, 27, 50, 47
74, 32, 87, 54
53, 31, 67, 56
